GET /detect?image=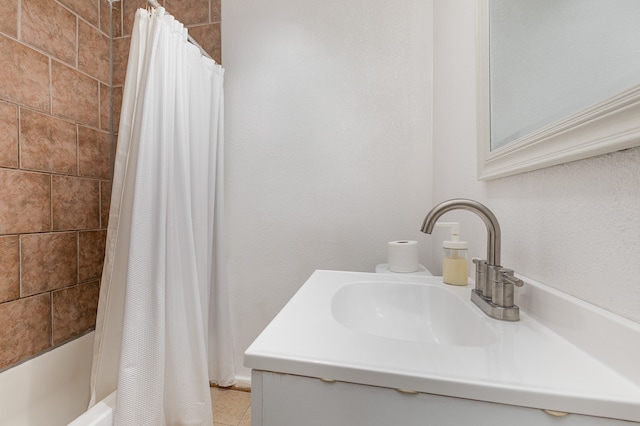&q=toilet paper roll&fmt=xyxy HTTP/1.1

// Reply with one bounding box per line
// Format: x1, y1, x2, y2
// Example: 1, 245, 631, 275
387, 240, 419, 272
